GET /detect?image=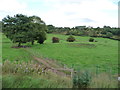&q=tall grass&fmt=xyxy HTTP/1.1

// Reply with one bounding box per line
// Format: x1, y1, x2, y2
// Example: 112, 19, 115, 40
2, 60, 118, 88
89, 73, 118, 88
2, 60, 72, 88
72, 69, 118, 88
